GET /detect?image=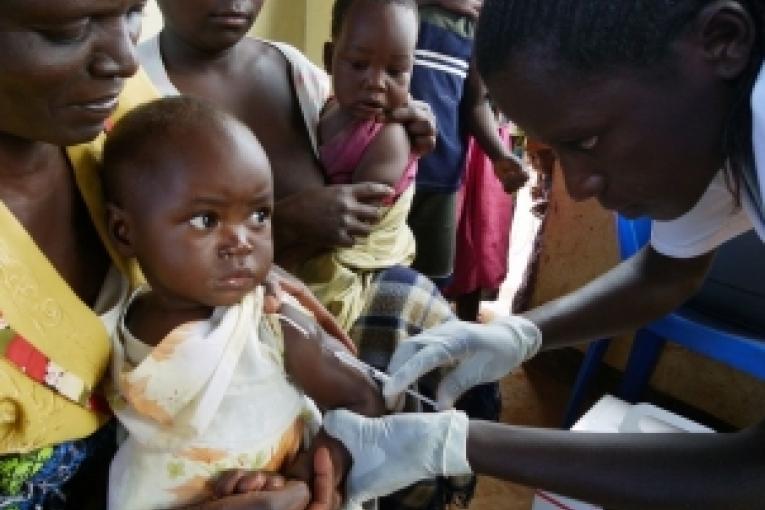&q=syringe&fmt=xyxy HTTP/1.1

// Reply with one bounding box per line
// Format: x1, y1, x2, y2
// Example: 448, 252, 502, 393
334, 350, 440, 410
277, 310, 441, 409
